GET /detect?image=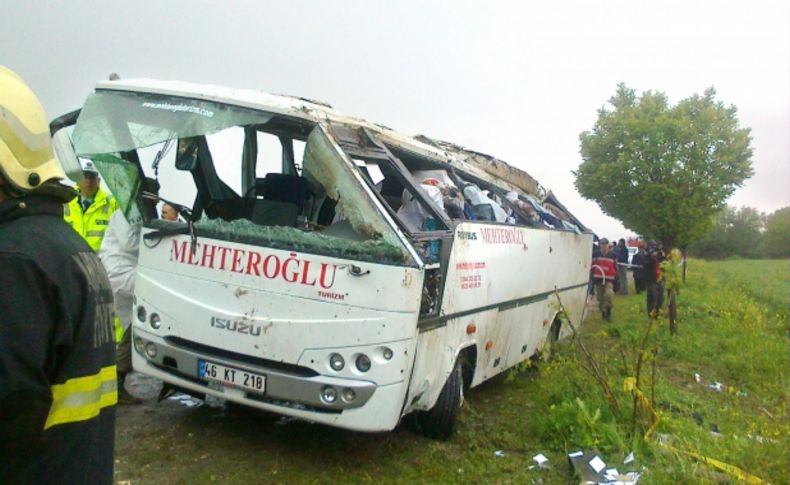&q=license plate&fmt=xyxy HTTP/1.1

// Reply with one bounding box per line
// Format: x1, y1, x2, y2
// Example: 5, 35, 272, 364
198, 360, 266, 394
